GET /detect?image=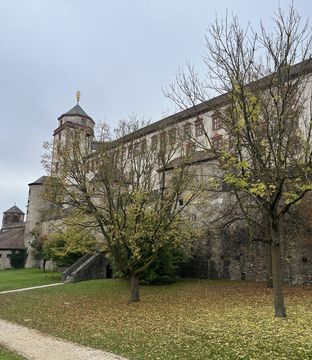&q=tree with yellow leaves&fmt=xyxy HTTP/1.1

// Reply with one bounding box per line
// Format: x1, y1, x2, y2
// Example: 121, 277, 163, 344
44, 117, 200, 301
167, 4, 312, 317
